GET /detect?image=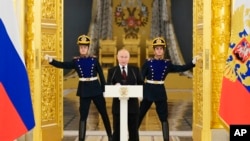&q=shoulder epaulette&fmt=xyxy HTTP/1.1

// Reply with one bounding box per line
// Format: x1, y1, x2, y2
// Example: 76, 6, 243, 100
73, 56, 80, 59
146, 58, 153, 61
